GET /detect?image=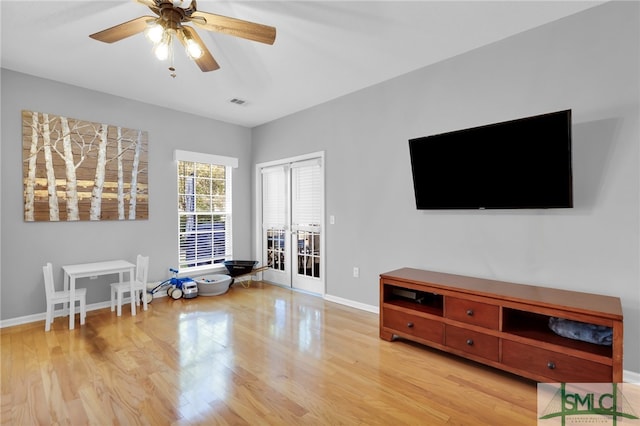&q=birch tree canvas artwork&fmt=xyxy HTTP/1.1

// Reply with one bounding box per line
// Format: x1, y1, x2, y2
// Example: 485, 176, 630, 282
22, 110, 149, 221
